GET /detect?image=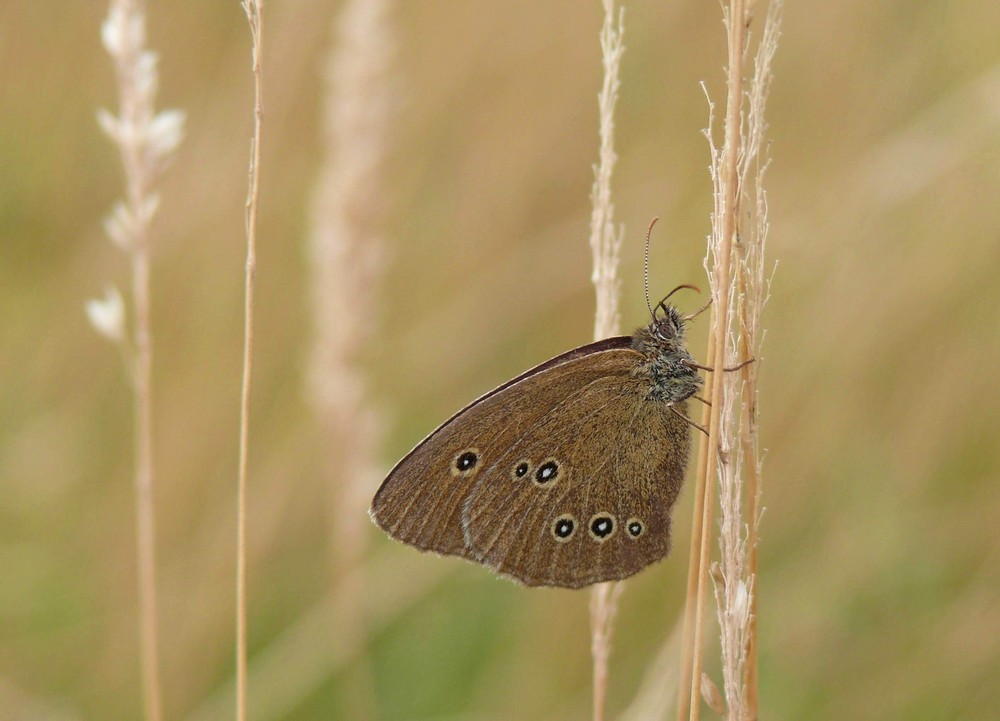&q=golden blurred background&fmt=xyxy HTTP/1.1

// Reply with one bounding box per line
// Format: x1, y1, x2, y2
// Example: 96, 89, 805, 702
3, 1, 1000, 719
